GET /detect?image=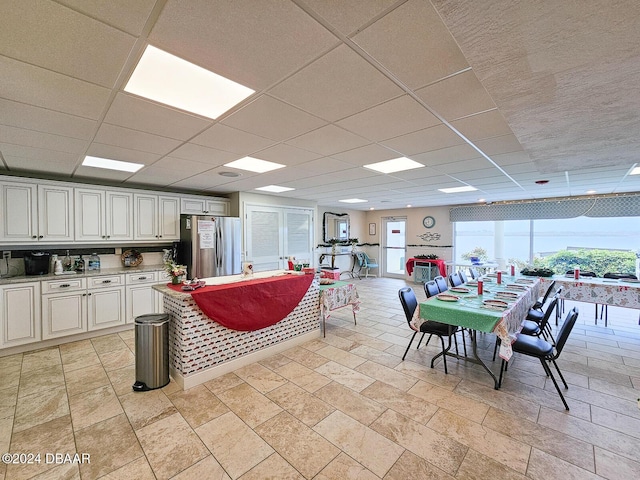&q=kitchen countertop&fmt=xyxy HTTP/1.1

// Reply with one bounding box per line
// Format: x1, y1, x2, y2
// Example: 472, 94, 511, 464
0, 264, 166, 286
